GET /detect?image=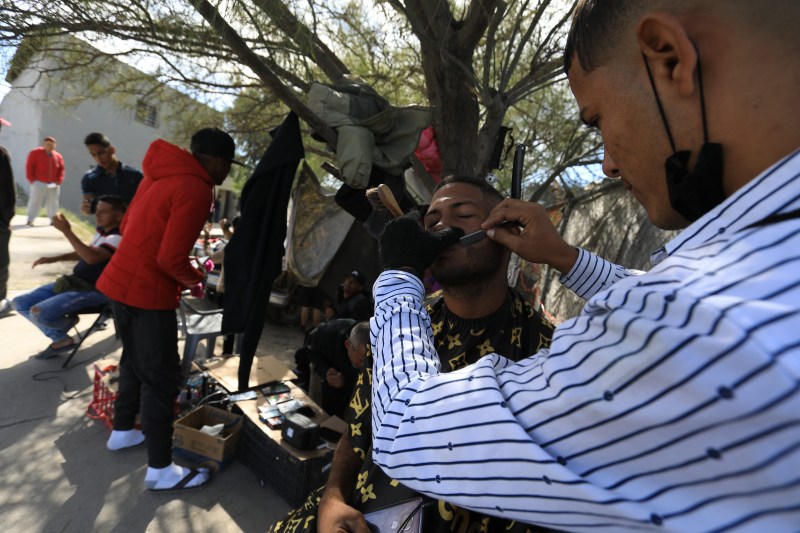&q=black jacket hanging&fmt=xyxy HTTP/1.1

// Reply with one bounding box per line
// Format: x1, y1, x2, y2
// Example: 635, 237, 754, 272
222, 111, 304, 390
